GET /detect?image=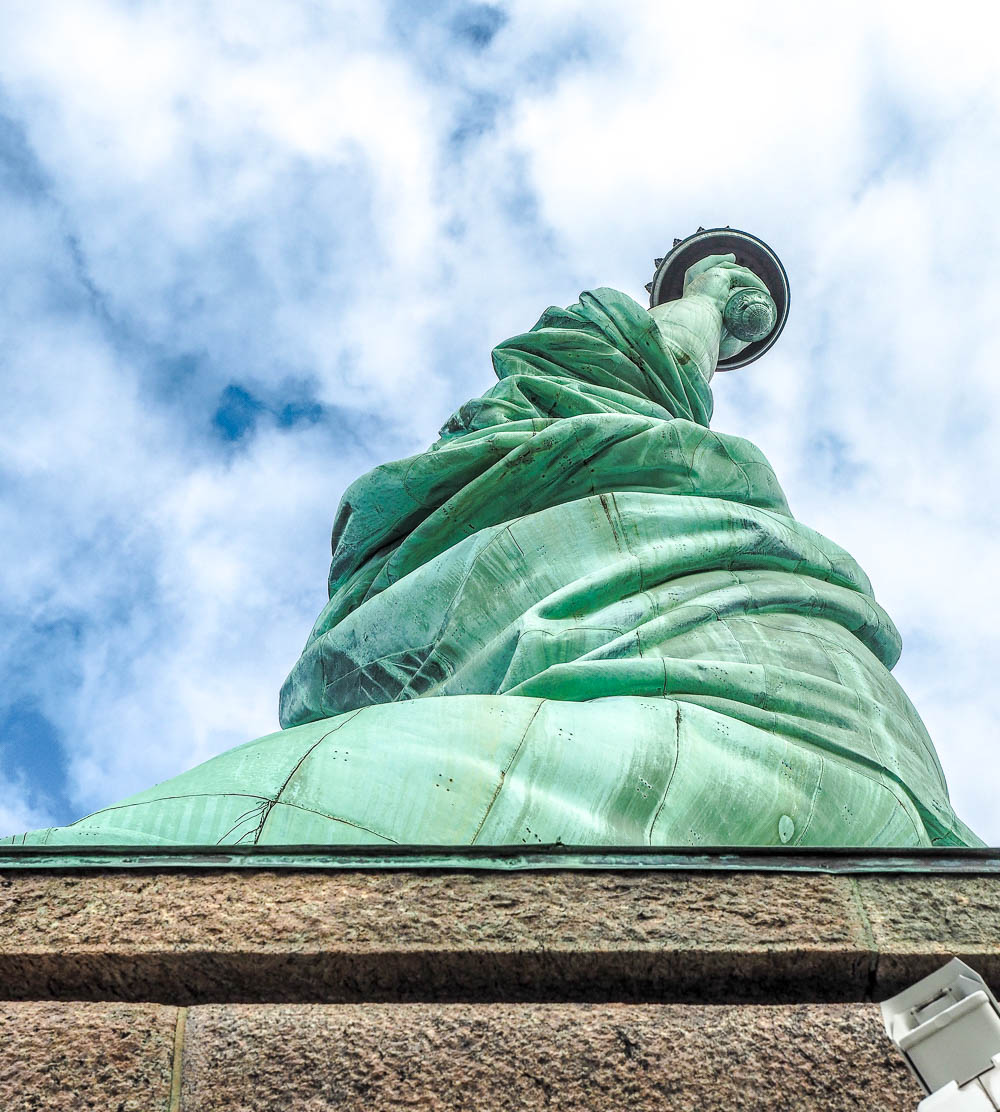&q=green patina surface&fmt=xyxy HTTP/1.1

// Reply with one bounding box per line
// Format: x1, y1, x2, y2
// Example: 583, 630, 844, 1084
3, 256, 981, 850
